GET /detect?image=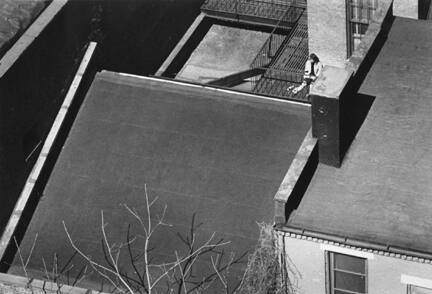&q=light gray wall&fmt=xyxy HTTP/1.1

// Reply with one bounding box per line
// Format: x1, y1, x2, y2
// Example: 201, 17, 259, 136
393, 0, 419, 19
282, 235, 432, 294
307, 0, 348, 68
